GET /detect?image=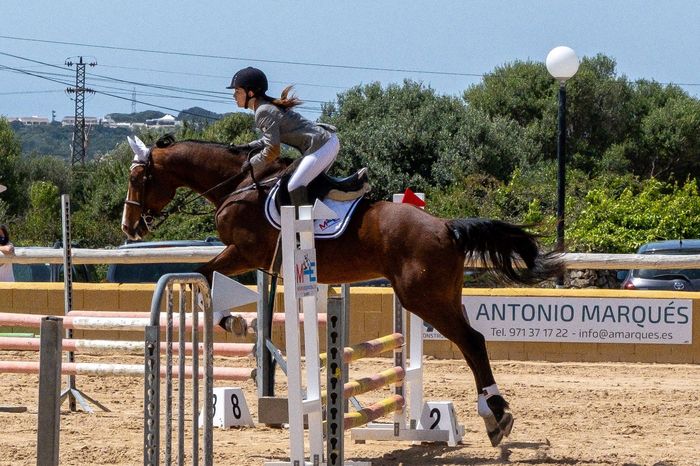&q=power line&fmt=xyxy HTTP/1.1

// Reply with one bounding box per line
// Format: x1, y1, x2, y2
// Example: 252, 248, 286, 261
1, 61, 321, 117
99, 63, 349, 89
0, 34, 482, 77
1, 50, 331, 105
0, 89, 64, 96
